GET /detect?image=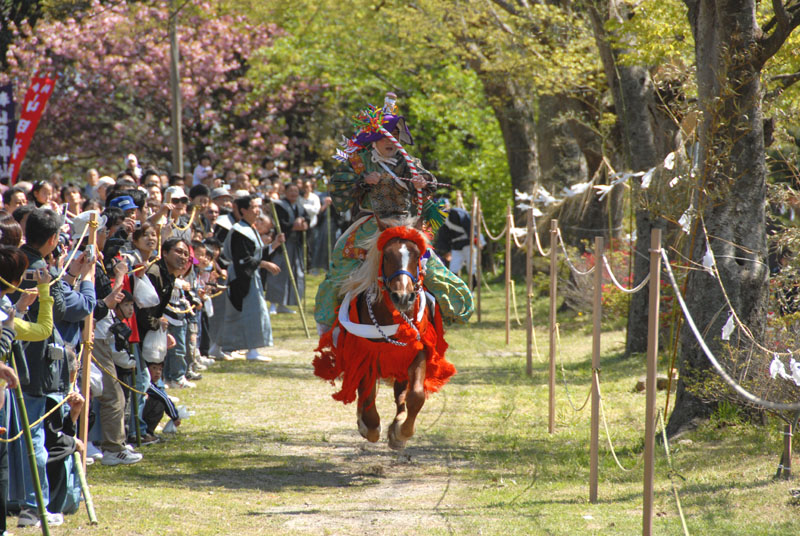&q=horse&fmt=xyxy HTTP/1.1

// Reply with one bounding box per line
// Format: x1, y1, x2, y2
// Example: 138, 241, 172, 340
313, 217, 455, 449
